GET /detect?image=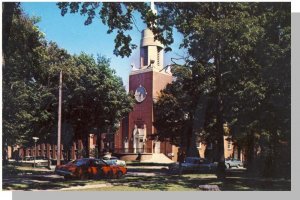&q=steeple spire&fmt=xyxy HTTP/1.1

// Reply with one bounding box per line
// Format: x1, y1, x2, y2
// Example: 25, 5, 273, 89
150, 1, 157, 15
